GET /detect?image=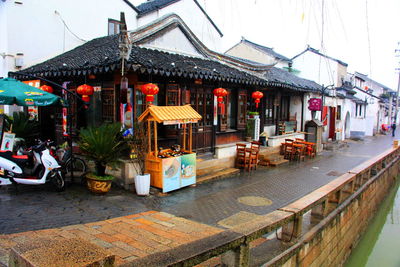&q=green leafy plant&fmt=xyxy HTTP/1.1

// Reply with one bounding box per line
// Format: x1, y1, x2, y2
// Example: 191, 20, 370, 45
78, 123, 126, 177
247, 111, 259, 116
4, 112, 39, 145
